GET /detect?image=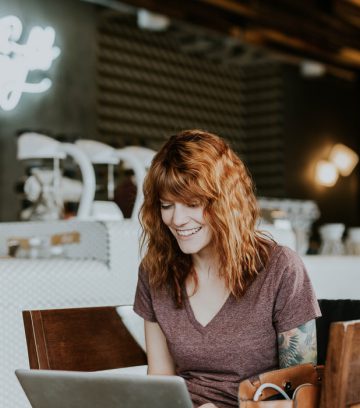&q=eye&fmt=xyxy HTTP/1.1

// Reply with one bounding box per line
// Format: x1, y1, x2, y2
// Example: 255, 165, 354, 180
187, 202, 201, 208
160, 202, 173, 210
